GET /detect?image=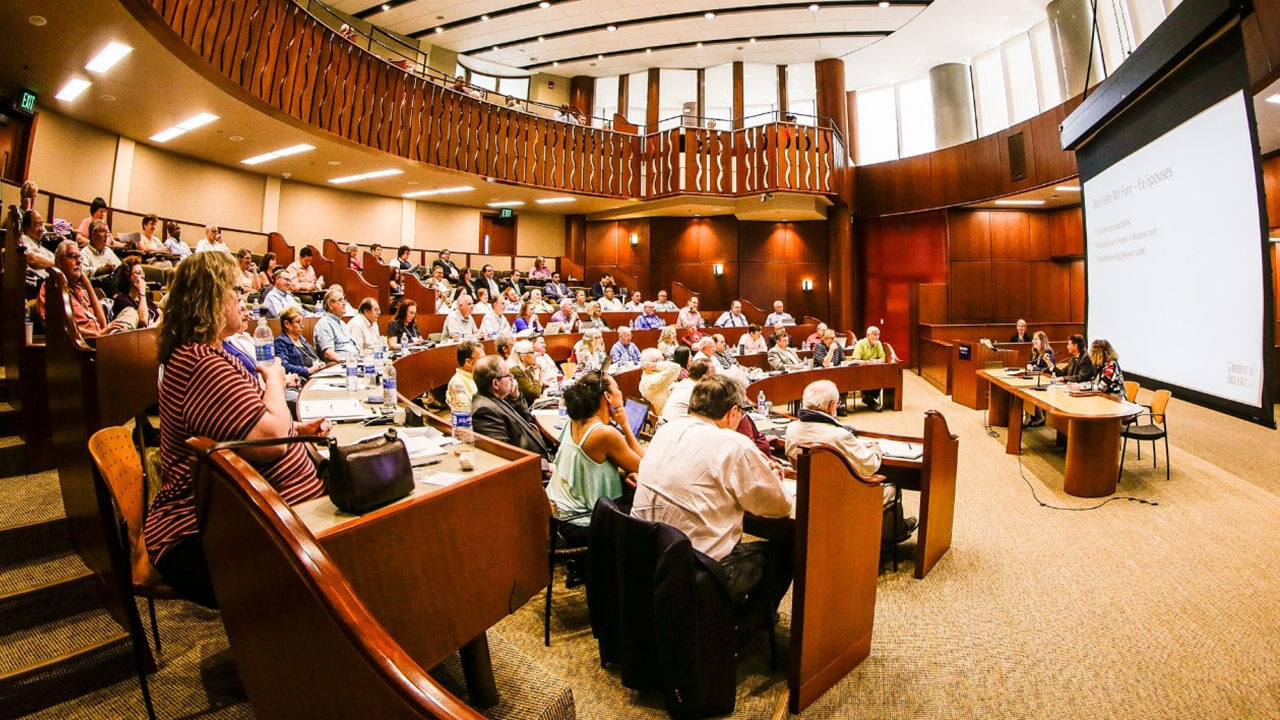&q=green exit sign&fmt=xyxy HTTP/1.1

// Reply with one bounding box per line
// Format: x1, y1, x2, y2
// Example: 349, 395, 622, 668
17, 89, 37, 114
498, 207, 514, 219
